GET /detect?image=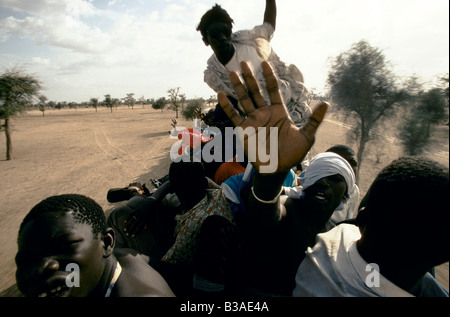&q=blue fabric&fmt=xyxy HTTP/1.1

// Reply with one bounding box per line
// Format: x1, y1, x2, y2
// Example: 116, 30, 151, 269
222, 165, 296, 216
